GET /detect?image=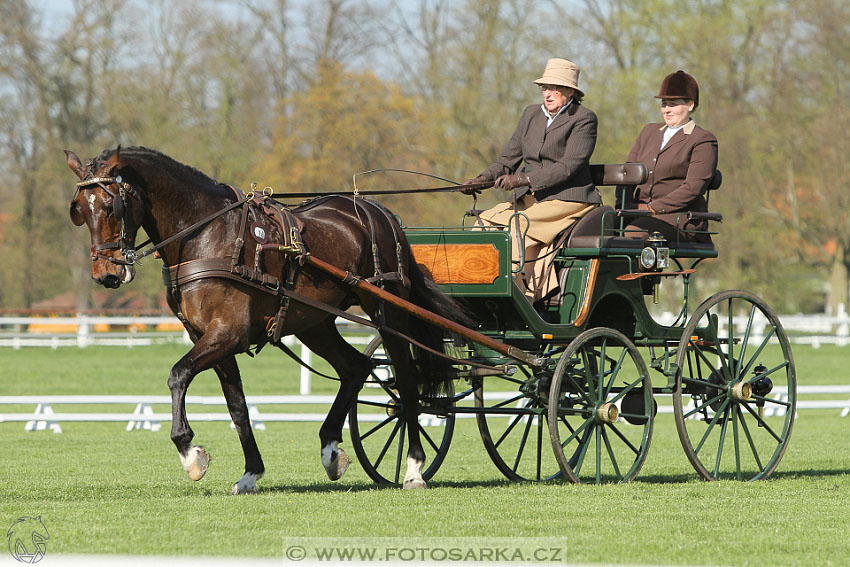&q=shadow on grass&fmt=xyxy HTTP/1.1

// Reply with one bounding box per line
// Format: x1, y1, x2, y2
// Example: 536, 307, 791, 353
769, 468, 850, 480
260, 478, 518, 494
